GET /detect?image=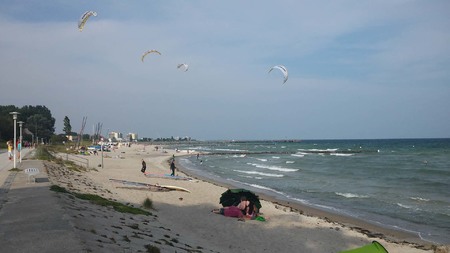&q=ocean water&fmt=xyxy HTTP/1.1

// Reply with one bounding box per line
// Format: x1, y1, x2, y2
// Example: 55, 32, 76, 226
171, 139, 450, 244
